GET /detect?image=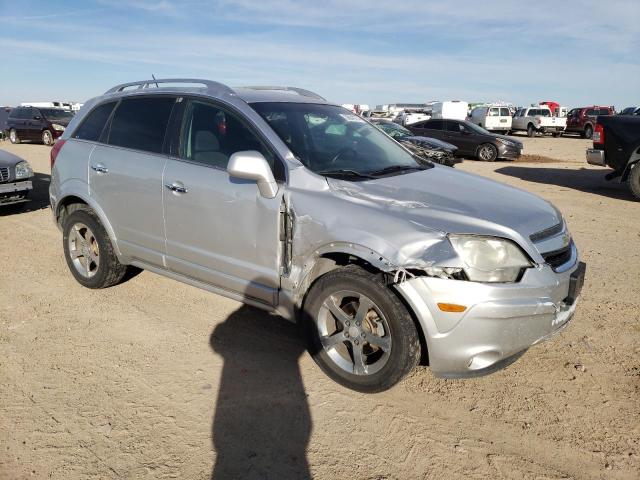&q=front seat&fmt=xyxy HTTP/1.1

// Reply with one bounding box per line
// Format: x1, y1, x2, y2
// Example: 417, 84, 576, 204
193, 130, 228, 169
